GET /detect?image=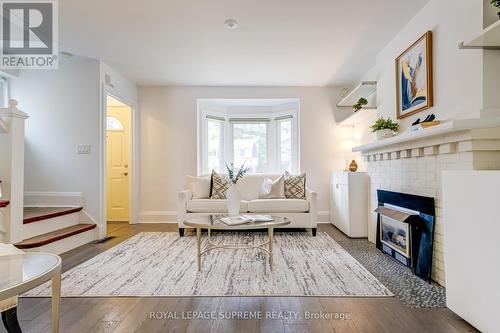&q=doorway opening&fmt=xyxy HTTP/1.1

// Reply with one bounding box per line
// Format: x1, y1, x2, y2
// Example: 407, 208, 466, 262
106, 95, 132, 229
